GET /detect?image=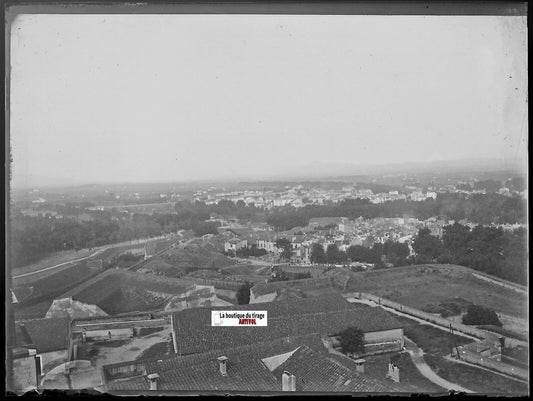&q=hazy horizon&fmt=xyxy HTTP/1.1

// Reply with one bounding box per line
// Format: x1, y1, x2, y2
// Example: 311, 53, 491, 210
9, 14, 528, 188
9, 157, 526, 190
